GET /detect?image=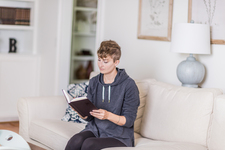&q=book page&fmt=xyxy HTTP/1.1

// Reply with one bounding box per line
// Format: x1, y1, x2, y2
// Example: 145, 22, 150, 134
71, 97, 87, 102
62, 89, 73, 103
